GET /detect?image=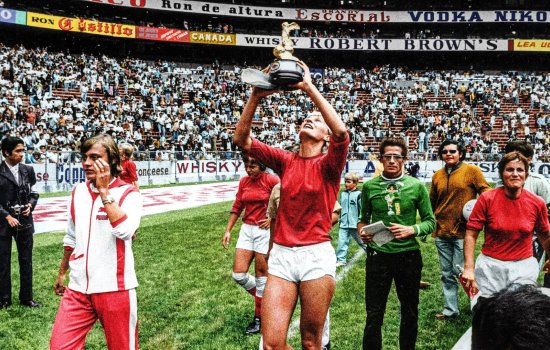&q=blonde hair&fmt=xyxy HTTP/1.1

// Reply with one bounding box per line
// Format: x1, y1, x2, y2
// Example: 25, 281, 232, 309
119, 143, 134, 158
344, 172, 359, 183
